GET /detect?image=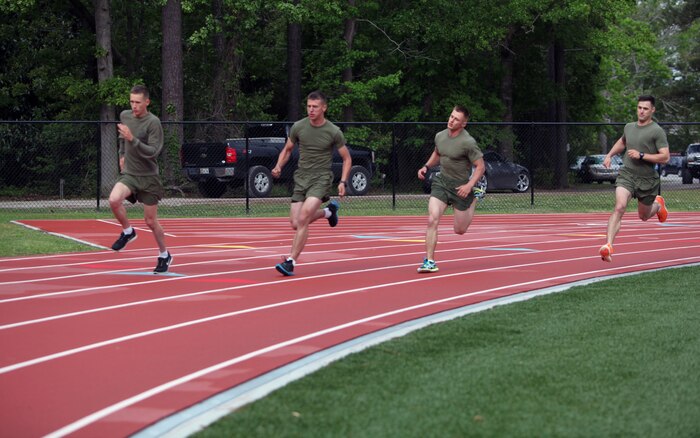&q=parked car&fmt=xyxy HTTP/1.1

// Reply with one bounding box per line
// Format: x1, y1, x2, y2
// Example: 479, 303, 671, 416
660, 155, 683, 177
569, 155, 586, 173
578, 154, 622, 183
682, 143, 700, 184
422, 150, 530, 194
